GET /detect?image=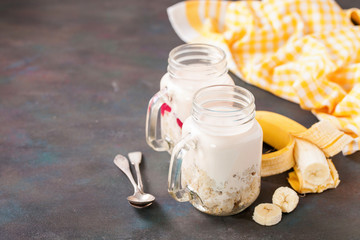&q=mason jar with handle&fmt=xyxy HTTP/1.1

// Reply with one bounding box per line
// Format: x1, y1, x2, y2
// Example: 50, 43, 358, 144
146, 43, 234, 153
168, 85, 263, 216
